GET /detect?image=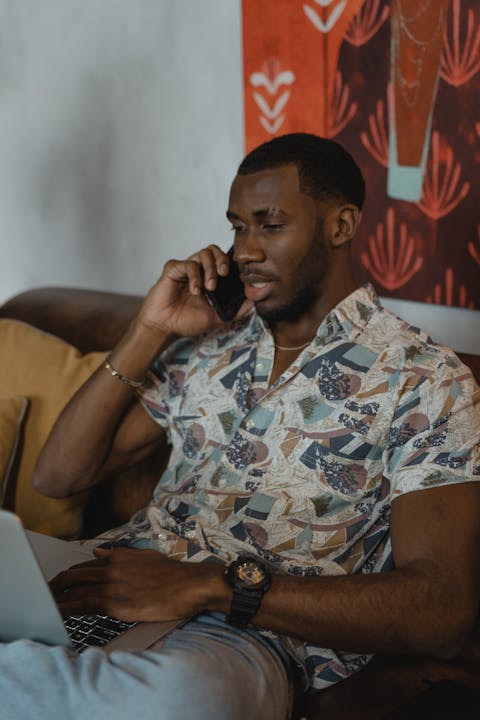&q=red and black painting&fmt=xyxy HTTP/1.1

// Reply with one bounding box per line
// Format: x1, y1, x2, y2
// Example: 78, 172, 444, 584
242, 0, 480, 309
